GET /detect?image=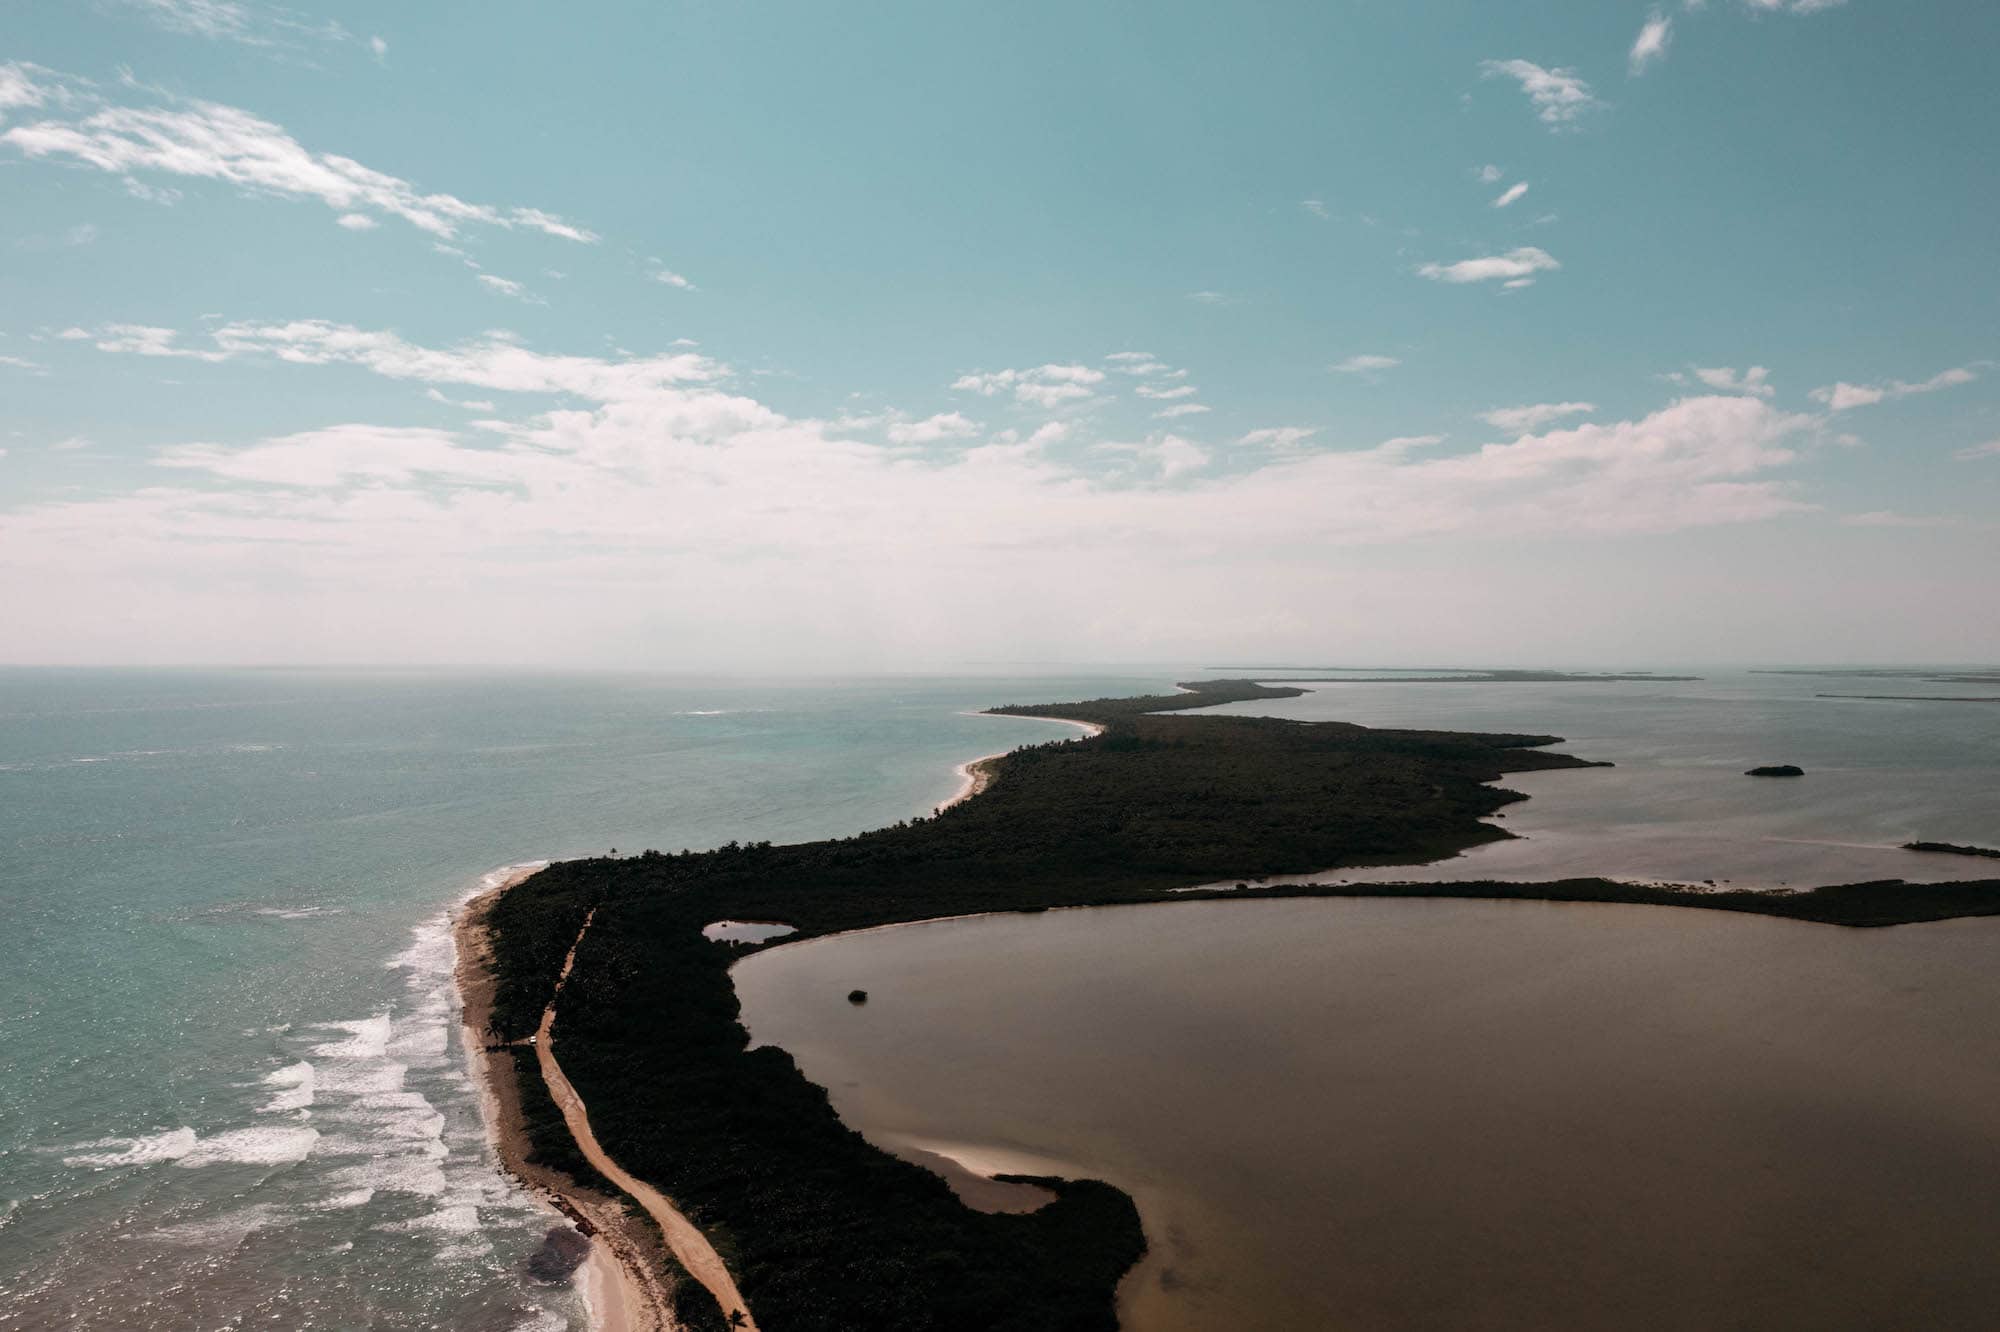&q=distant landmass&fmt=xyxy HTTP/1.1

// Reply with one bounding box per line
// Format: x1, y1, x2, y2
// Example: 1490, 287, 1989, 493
1757, 668, 2000, 687
1205, 668, 1703, 683
1818, 694, 2000, 703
